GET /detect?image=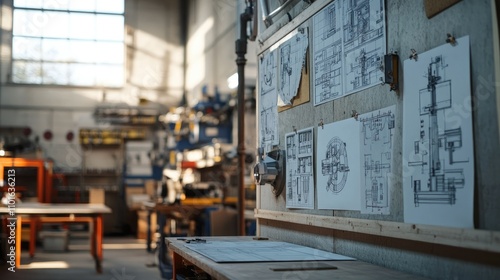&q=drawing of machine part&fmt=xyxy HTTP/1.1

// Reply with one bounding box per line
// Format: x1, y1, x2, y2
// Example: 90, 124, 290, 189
280, 43, 293, 92
314, 41, 343, 101
364, 154, 390, 209
321, 2, 340, 40
322, 137, 350, 193
260, 107, 277, 142
346, 48, 382, 90
263, 51, 275, 88
408, 55, 467, 206
286, 134, 296, 160
254, 147, 286, 197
